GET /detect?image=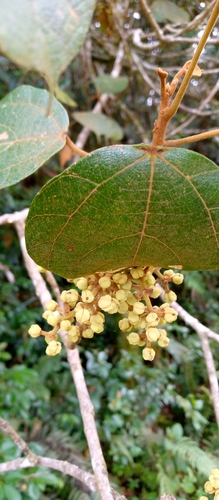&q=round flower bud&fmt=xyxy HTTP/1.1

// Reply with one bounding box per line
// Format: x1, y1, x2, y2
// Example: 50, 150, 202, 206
82, 328, 94, 338
106, 298, 120, 314
75, 308, 90, 323
115, 289, 127, 301
128, 311, 140, 325
164, 291, 177, 303
121, 279, 132, 290
211, 469, 219, 478
81, 290, 95, 303
60, 320, 72, 331
149, 286, 162, 299
158, 318, 166, 325
144, 273, 155, 287
76, 277, 88, 290
212, 478, 219, 489
112, 272, 128, 285
146, 312, 158, 324
130, 267, 144, 279
119, 318, 131, 332
158, 336, 170, 347
164, 308, 178, 323
142, 347, 156, 361
90, 313, 105, 326
91, 323, 104, 333
204, 481, 214, 494
140, 318, 147, 329
98, 295, 112, 311
215, 493, 219, 500
47, 312, 61, 326
146, 327, 160, 342
68, 325, 80, 341
61, 289, 79, 304
118, 301, 129, 314
172, 273, 184, 285
160, 303, 170, 309
126, 292, 137, 306
42, 310, 52, 320
99, 276, 111, 289
127, 332, 140, 345
199, 497, 209, 500
133, 301, 145, 315
45, 300, 58, 311
46, 341, 62, 356
163, 270, 175, 278
28, 324, 42, 338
